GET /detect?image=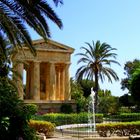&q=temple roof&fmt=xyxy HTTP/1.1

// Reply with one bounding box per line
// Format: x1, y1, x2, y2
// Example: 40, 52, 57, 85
24, 39, 74, 53
12, 39, 74, 62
